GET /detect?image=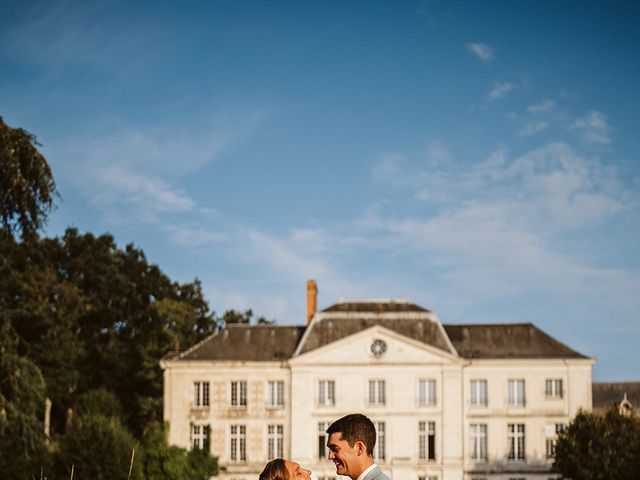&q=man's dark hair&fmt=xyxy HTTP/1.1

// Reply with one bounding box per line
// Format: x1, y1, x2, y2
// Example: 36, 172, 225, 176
326, 413, 376, 457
